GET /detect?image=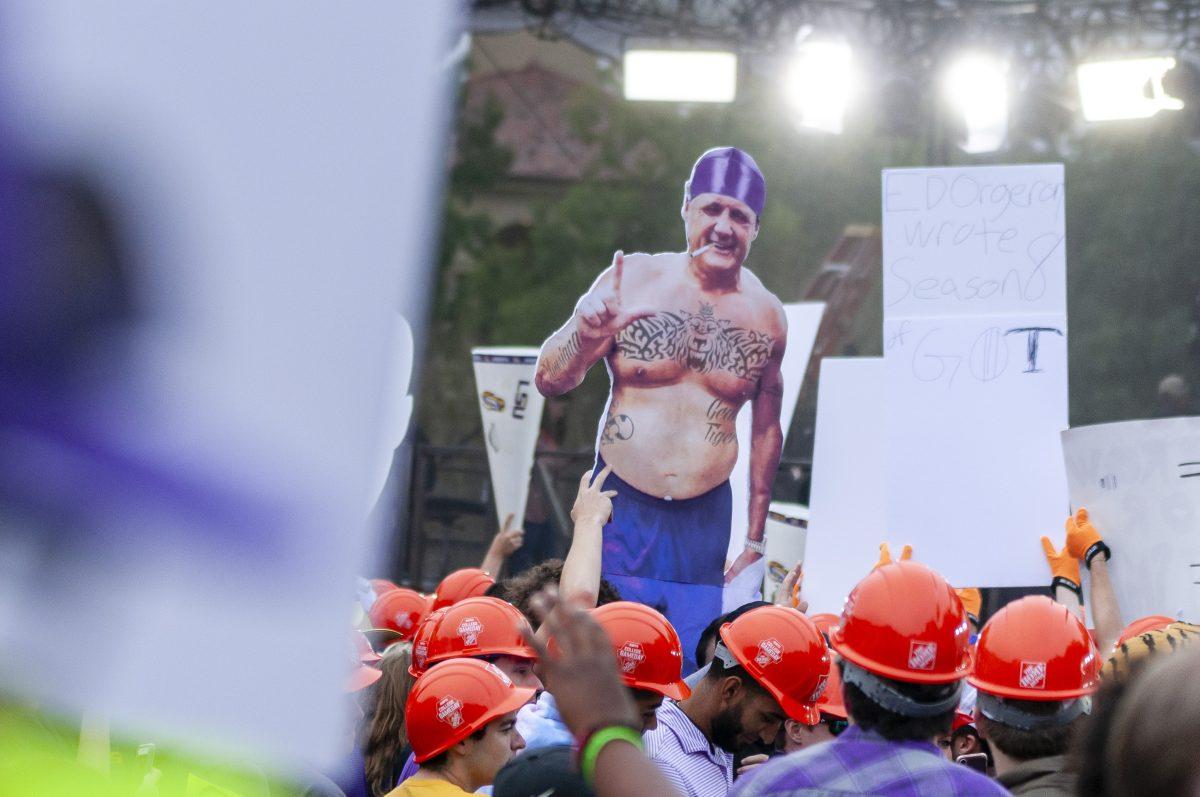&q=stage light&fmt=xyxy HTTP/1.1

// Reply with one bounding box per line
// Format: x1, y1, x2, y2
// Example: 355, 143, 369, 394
783, 41, 855, 134
1077, 57, 1184, 121
623, 49, 737, 103
944, 54, 1009, 153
